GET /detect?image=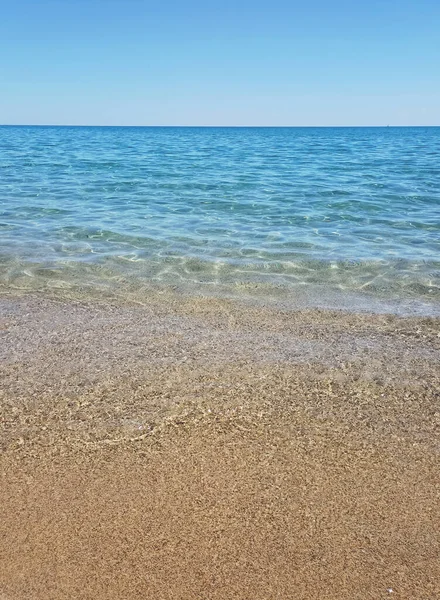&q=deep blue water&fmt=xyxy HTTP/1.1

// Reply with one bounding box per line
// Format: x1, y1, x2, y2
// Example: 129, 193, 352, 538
1, 126, 439, 312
